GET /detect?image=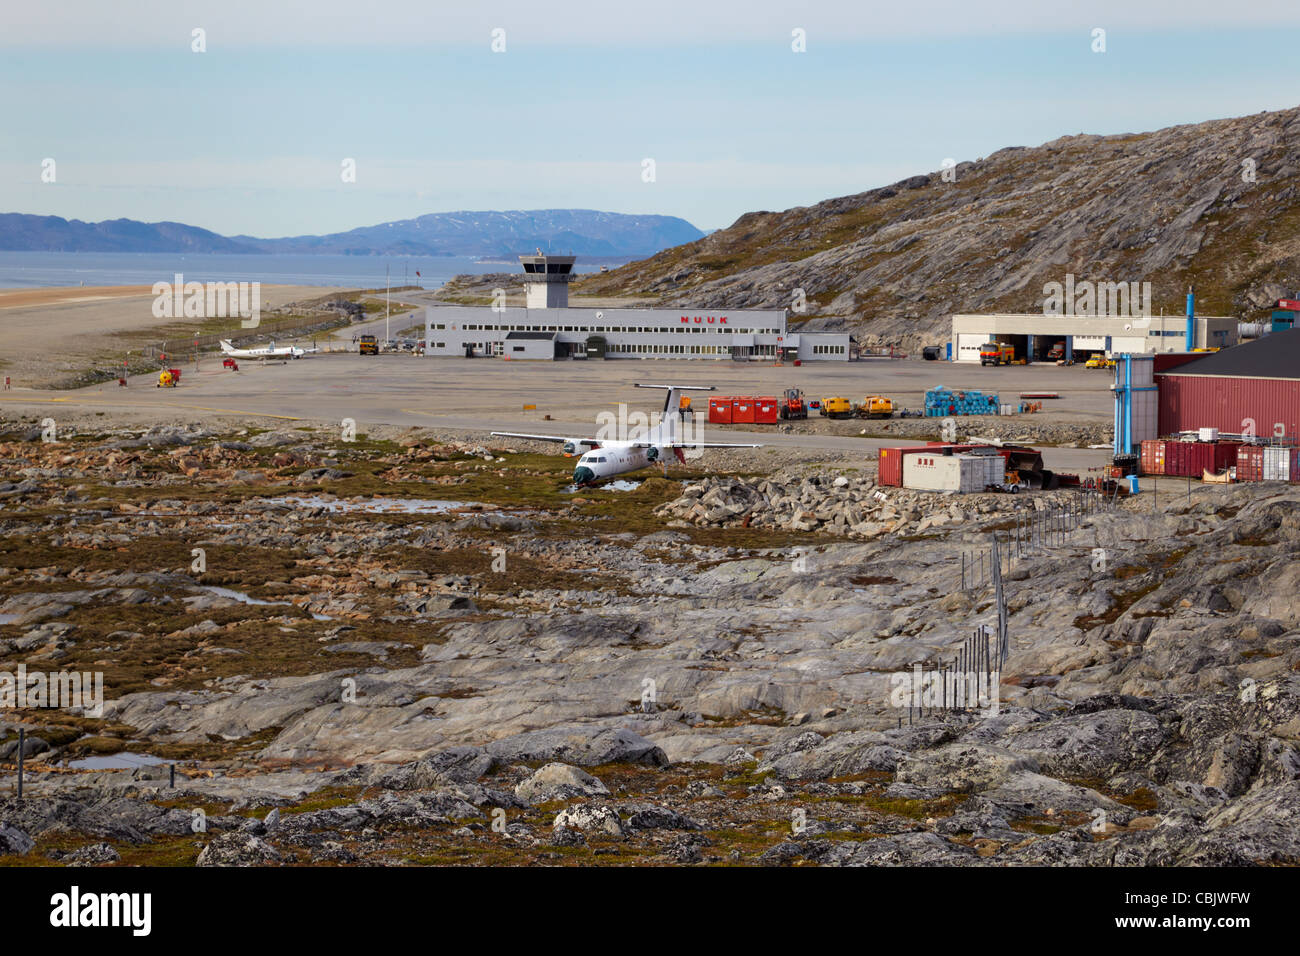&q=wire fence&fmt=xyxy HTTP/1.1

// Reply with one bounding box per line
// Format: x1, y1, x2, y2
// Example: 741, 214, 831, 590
959, 489, 1114, 590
